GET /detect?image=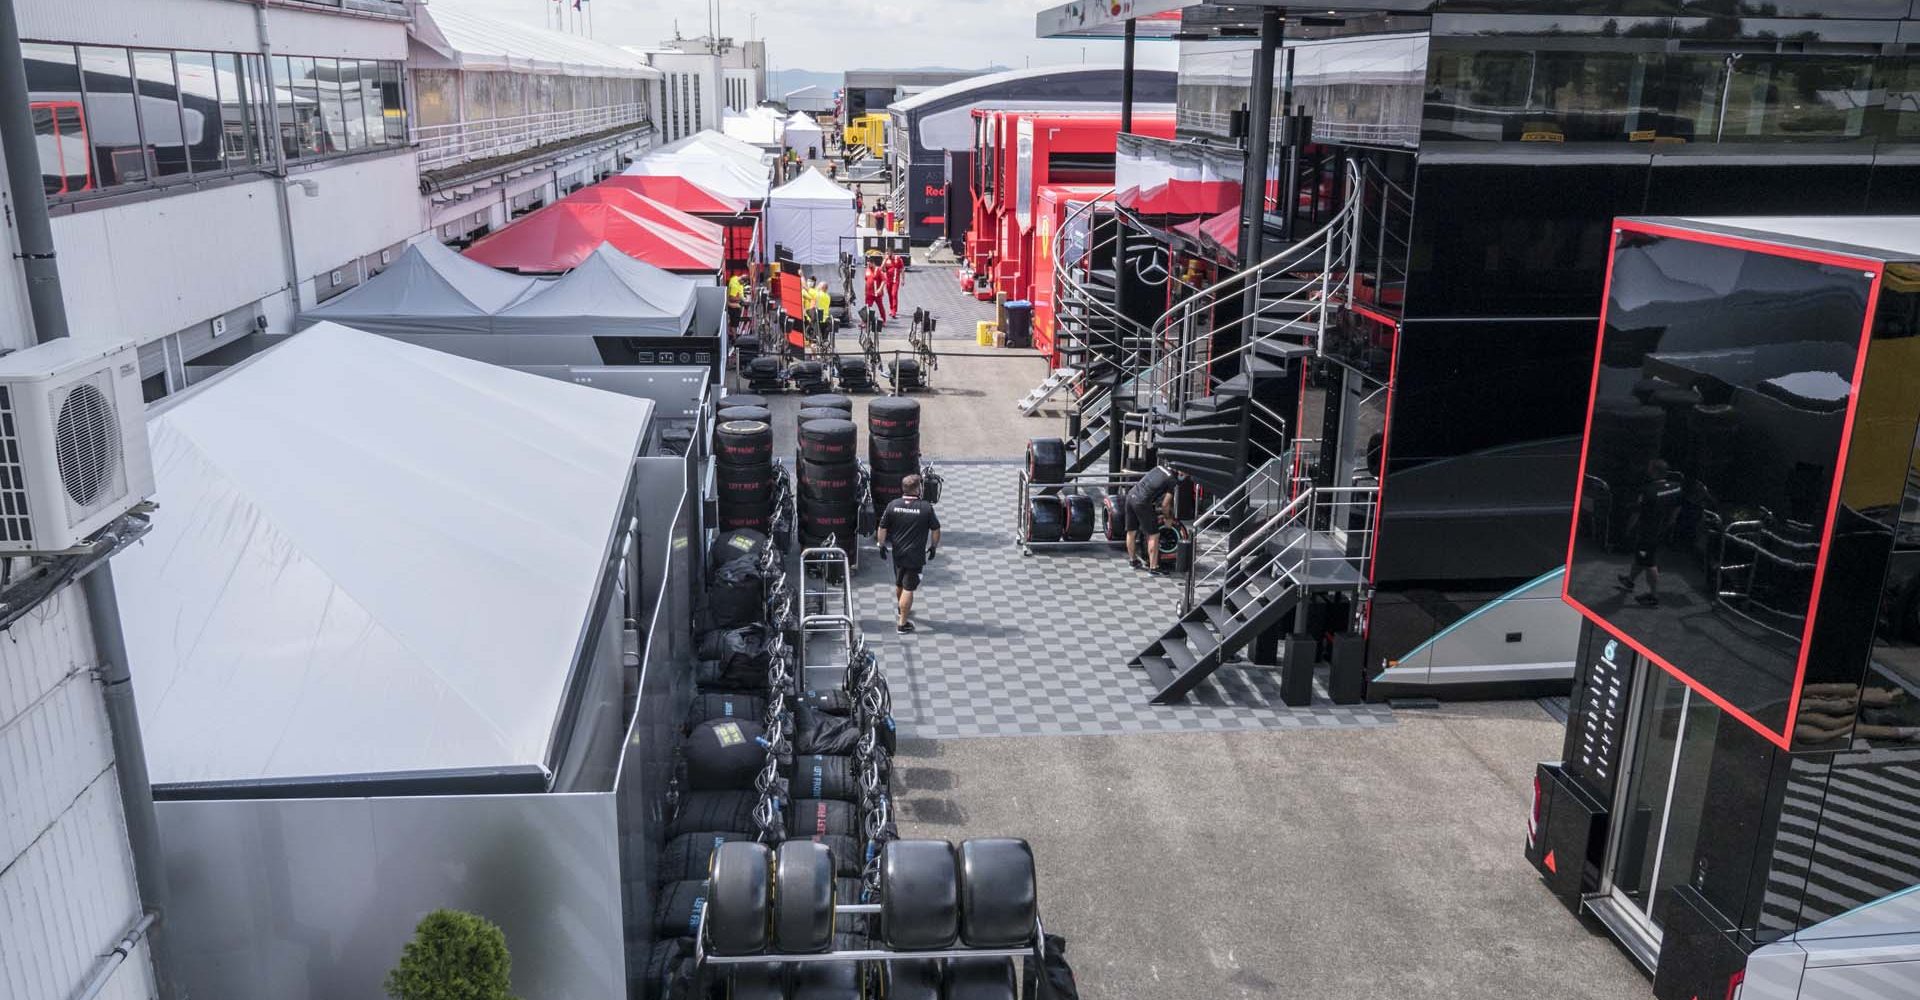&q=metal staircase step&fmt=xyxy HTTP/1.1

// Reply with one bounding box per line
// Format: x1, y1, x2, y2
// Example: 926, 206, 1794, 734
1138, 654, 1180, 691
1200, 599, 1237, 632
1181, 620, 1219, 652
1161, 636, 1201, 675
1087, 268, 1117, 287
1017, 368, 1080, 415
